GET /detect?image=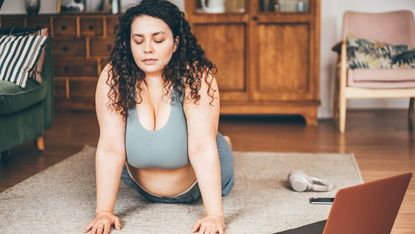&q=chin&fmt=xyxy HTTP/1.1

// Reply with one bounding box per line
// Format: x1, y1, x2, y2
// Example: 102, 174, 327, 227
137, 64, 164, 74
